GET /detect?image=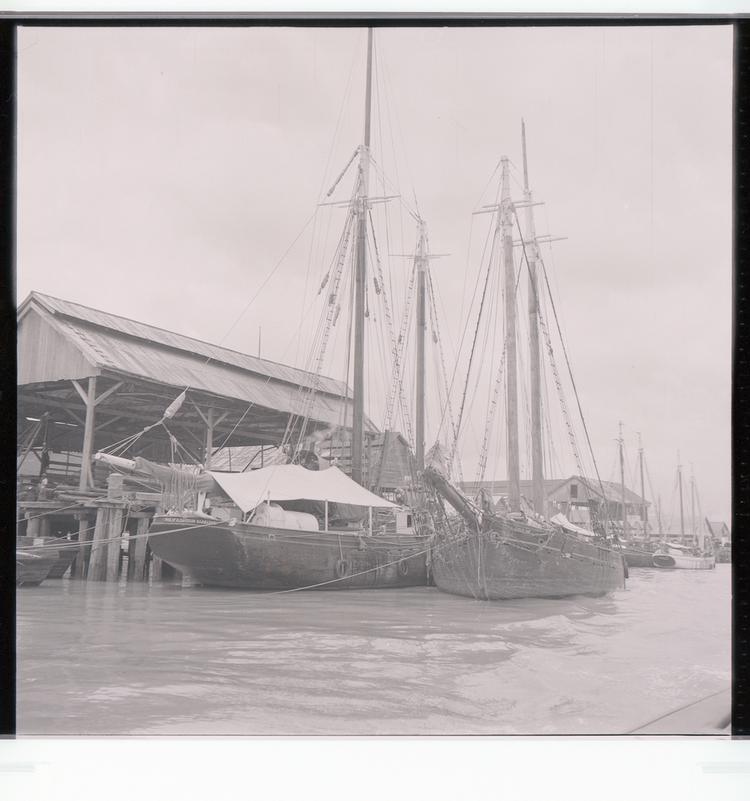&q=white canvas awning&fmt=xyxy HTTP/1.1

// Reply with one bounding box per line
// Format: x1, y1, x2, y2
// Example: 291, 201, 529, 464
550, 513, 597, 537
209, 464, 397, 513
